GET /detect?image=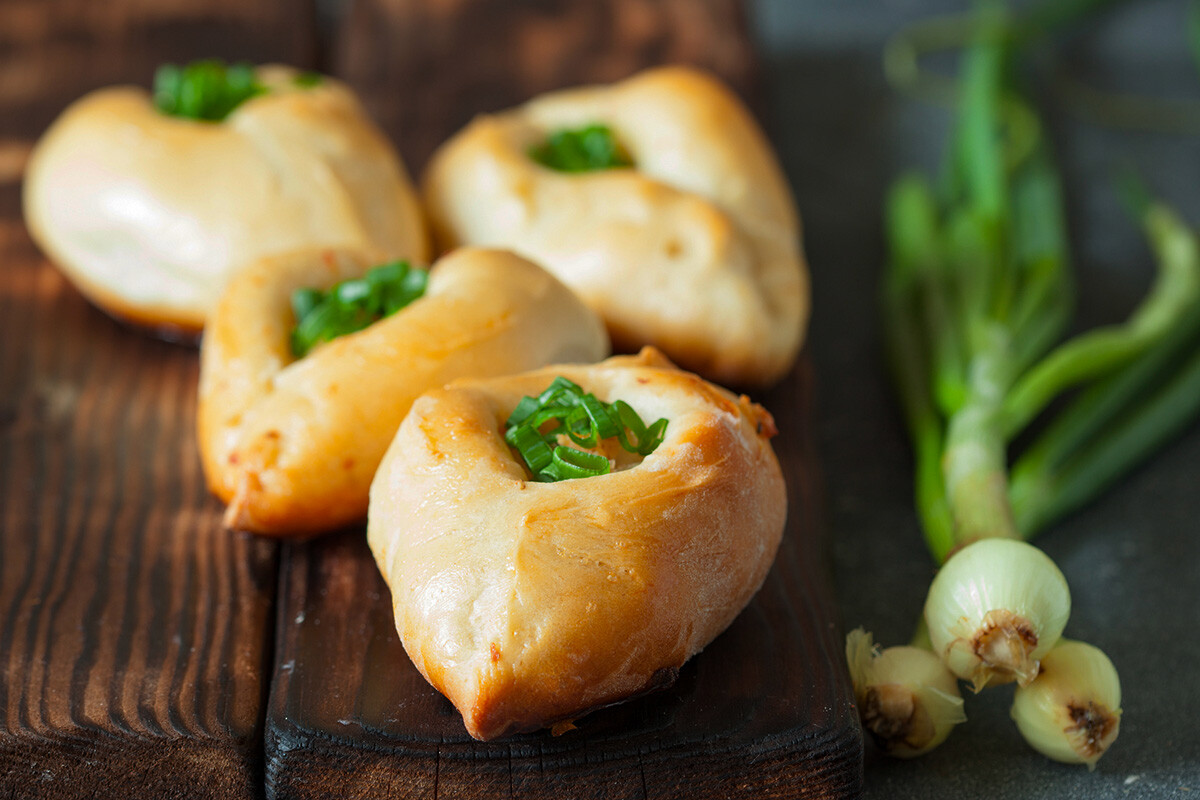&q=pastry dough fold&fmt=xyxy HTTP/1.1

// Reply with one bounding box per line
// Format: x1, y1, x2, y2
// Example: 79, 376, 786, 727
368, 348, 787, 739
423, 66, 809, 387
199, 246, 609, 536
